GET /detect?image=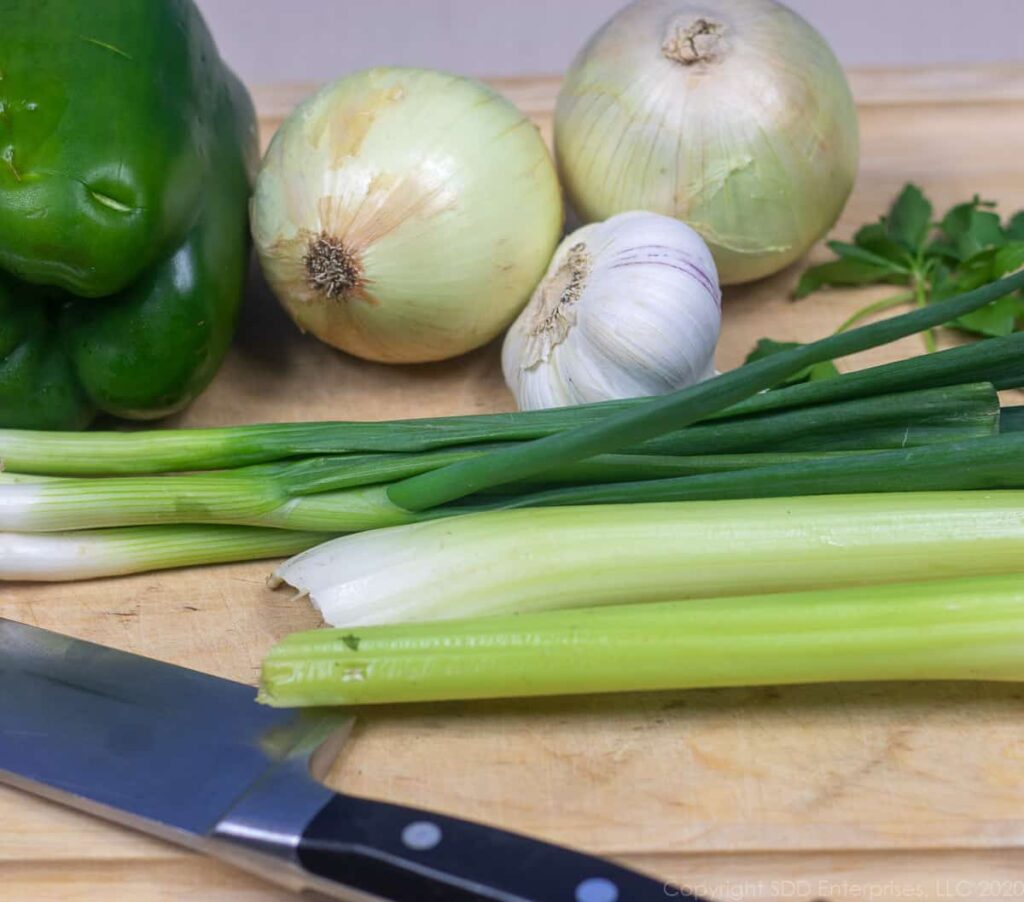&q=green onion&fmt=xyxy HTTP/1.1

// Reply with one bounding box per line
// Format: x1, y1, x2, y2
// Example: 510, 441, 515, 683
3, 382, 993, 533
0, 450, 870, 533
1001, 406, 1024, 433
259, 573, 1024, 707
473, 450, 867, 488
4, 329, 1023, 479
279, 447, 504, 494
280, 447, 848, 495
0, 525, 332, 581
716, 330, 1024, 419
280, 383, 998, 495
500, 433, 1024, 508
0, 476, 419, 532
0, 406, 636, 476
269, 492, 1024, 627
0, 472, 54, 484
386, 270, 1024, 510
272, 382, 995, 496
638, 383, 998, 456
